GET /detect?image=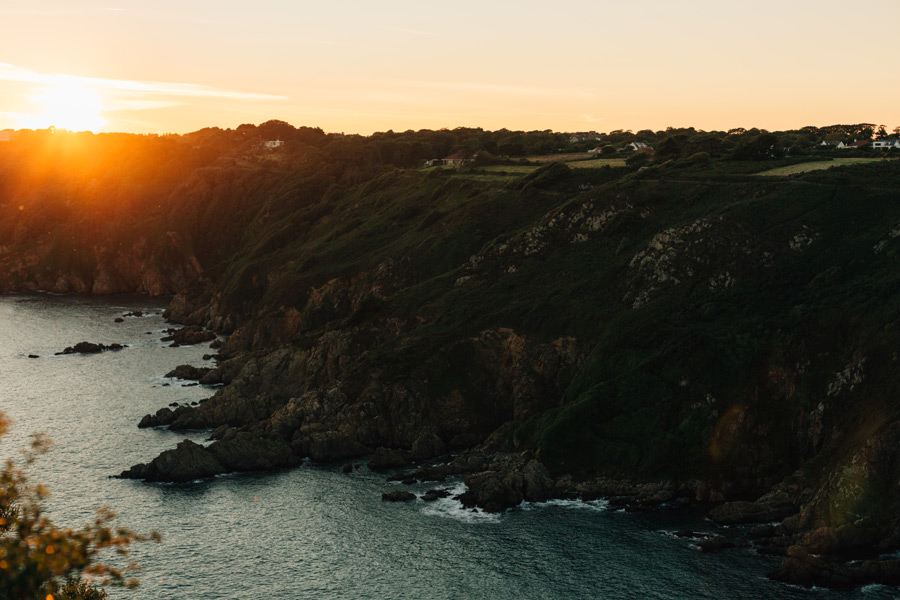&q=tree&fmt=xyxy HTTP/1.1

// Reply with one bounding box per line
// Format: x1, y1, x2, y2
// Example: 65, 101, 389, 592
875, 125, 888, 140
0, 412, 158, 600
